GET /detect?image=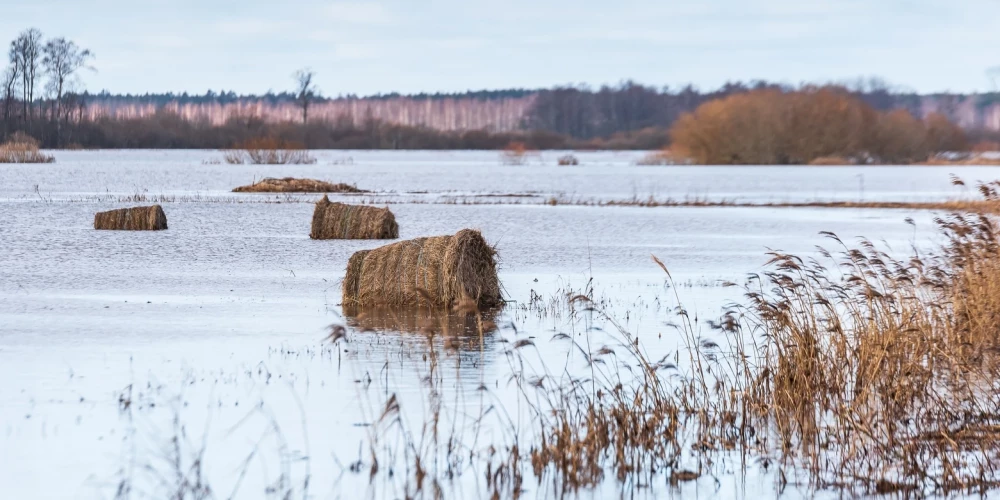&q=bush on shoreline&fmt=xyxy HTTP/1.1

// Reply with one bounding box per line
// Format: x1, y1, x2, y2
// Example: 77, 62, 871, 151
0, 132, 55, 163
670, 87, 969, 164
